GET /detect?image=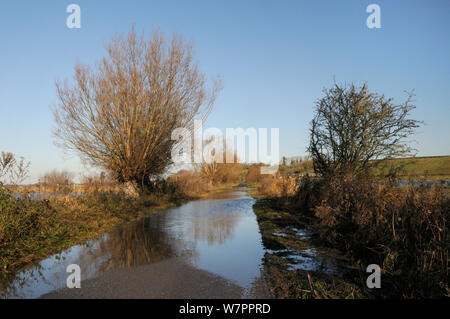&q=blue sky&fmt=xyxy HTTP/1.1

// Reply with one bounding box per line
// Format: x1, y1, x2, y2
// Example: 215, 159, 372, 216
0, 0, 449, 183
